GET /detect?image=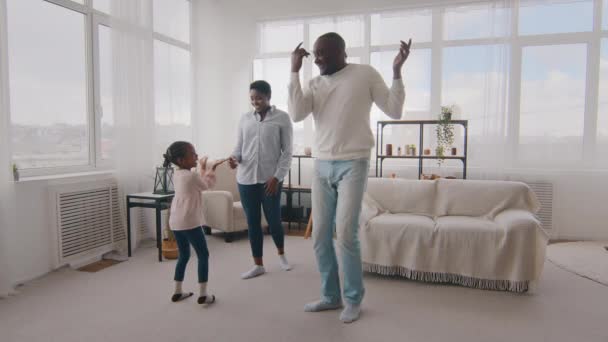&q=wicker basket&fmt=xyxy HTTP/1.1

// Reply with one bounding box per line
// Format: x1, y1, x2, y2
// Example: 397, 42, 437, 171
162, 239, 179, 259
